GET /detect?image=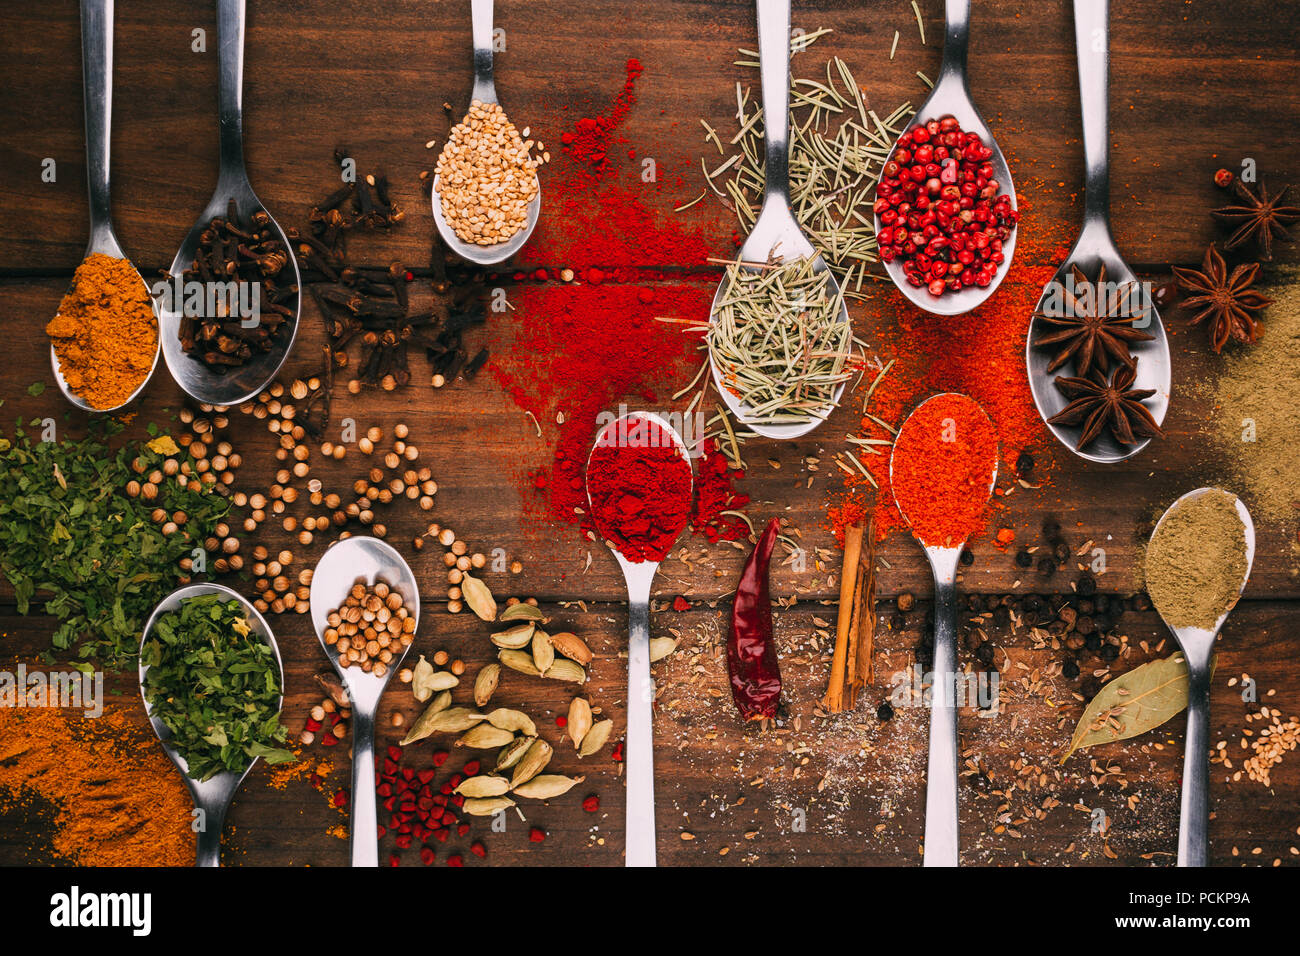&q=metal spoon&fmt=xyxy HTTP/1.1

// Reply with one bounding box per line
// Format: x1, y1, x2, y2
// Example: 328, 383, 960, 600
431, 0, 541, 266
159, 0, 301, 406
51, 0, 161, 413
310, 536, 421, 867
708, 0, 851, 440
585, 412, 694, 867
139, 582, 283, 867
1025, 0, 1170, 463
889, 392, 998, 867
875, 0, 1019, 316
1146, 488, 1255, 867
